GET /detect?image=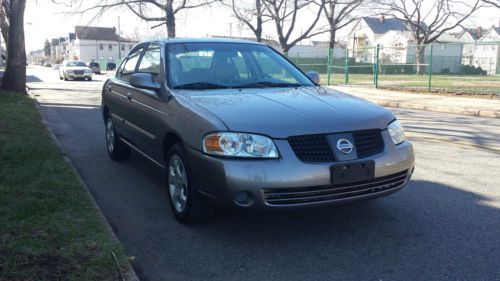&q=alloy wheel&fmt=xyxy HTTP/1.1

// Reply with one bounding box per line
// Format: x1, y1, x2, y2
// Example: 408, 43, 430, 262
168, 155, 188, 213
